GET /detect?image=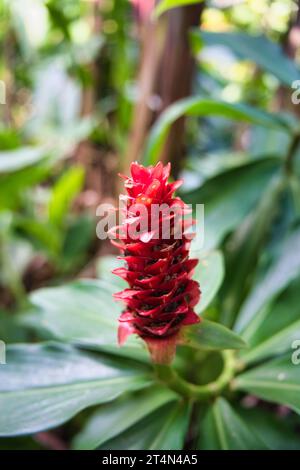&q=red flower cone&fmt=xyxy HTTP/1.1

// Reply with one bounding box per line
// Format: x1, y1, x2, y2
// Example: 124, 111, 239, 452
111, 162, 201, 364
